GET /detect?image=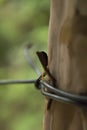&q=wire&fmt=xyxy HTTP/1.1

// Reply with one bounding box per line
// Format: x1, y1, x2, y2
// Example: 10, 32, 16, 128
0, 79, 36, 85
24, 44, 41, 76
